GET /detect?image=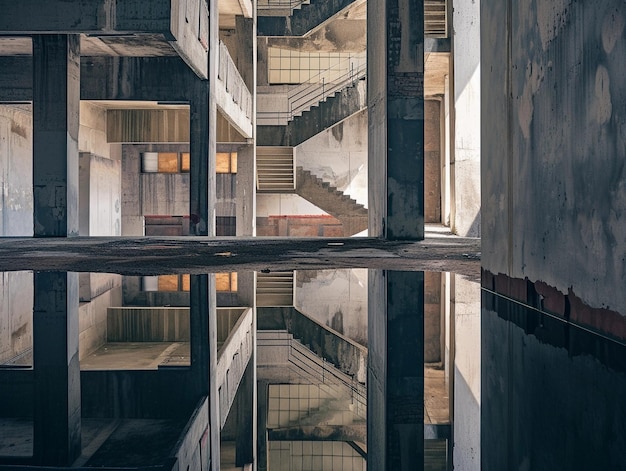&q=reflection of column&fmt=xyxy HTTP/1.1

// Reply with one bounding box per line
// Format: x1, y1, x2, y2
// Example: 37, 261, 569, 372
257, 381, 269, 471
236, 359, 254, 466
33, 272, 80, 465
368, 270, 424, 470
33, 35, 80, 237
452, 275, 480, 469
190, 274, 219, 469
367, 0, 425, 239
